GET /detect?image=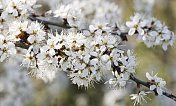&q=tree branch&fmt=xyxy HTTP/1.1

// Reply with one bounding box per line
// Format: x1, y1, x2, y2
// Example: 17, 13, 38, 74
28, 14, 128, 41
28, 15, 71, 29
130, 75, 176, 102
